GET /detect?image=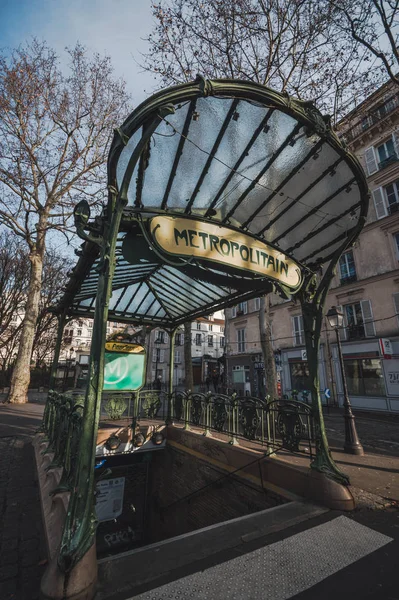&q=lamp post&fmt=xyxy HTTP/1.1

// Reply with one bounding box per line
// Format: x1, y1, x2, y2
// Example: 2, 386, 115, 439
326, 306, 364, 455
